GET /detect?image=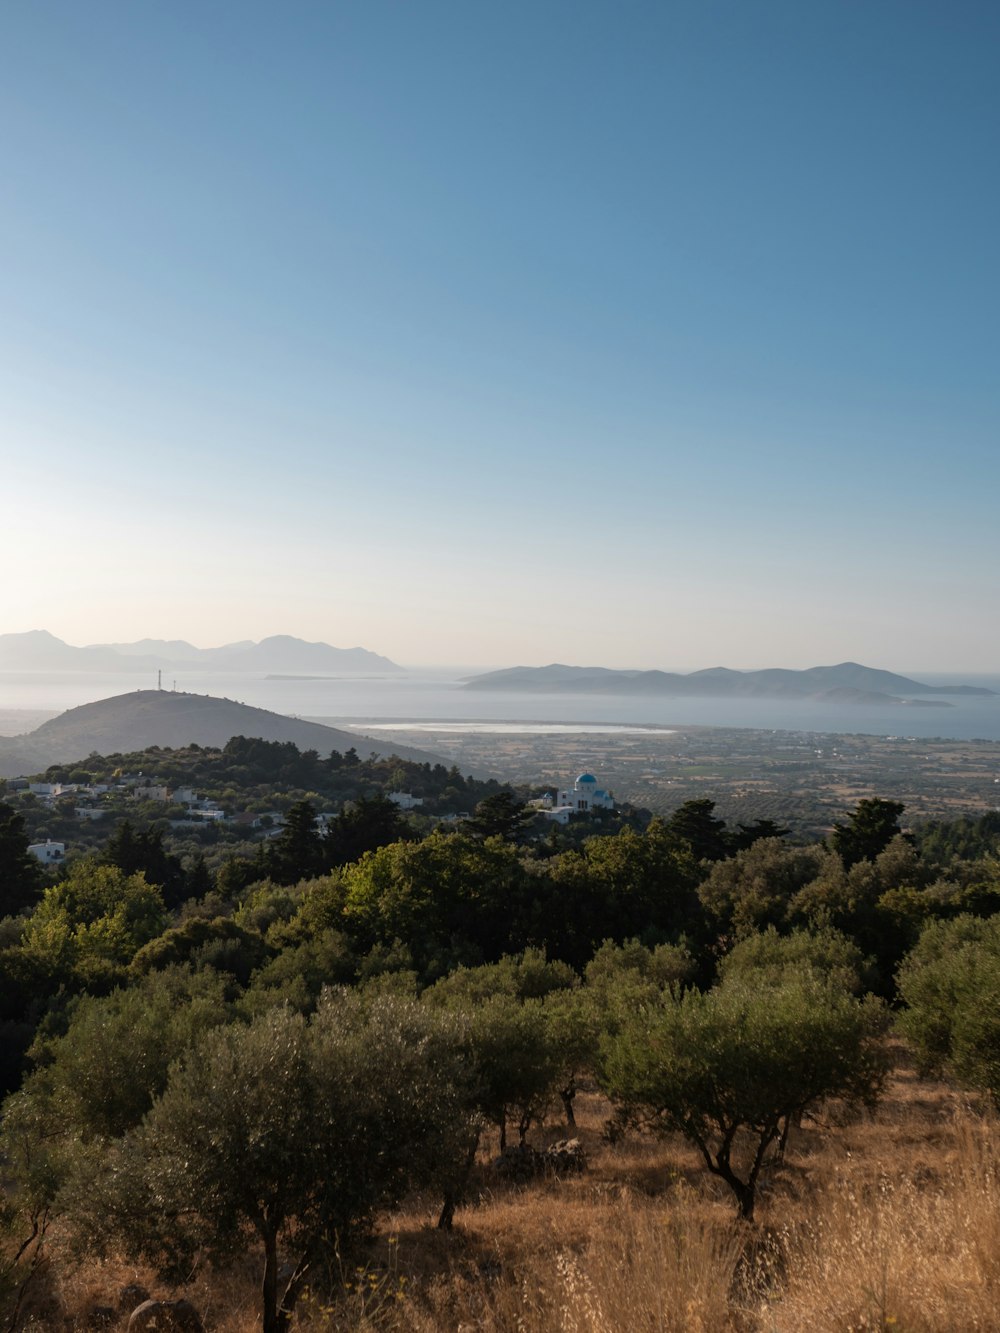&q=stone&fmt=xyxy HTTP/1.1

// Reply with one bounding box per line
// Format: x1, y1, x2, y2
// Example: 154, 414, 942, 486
117, 1287, 150, 1315
491, 1143, 544, 1182
541, 1138, 587, 1174
127, 1300, 203, 1333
